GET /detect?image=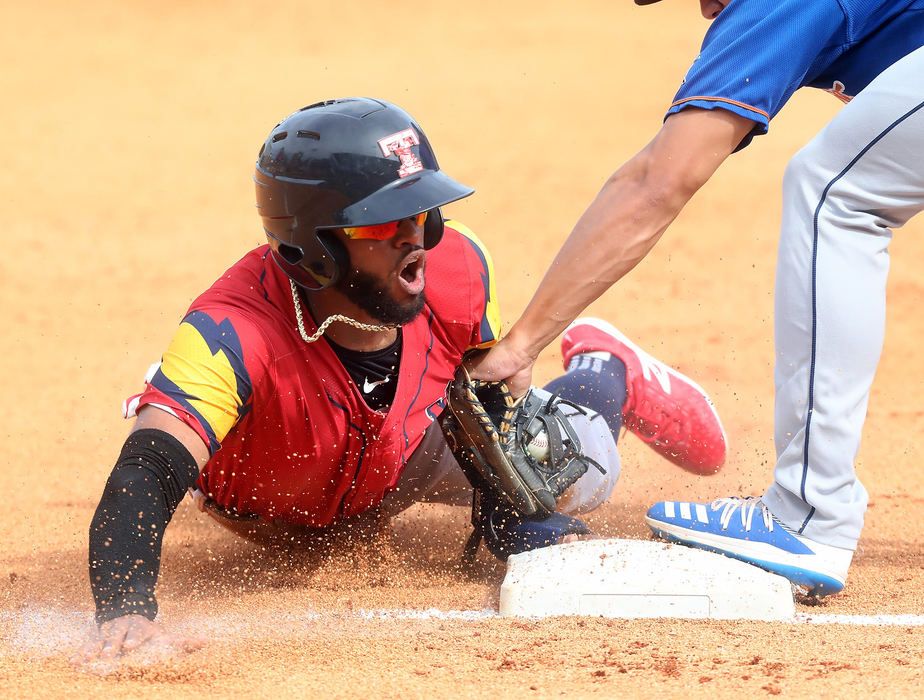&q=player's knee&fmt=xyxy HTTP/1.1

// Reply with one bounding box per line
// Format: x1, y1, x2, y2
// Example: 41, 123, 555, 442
783, 144, 820, 196
785, 142, 893, 236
